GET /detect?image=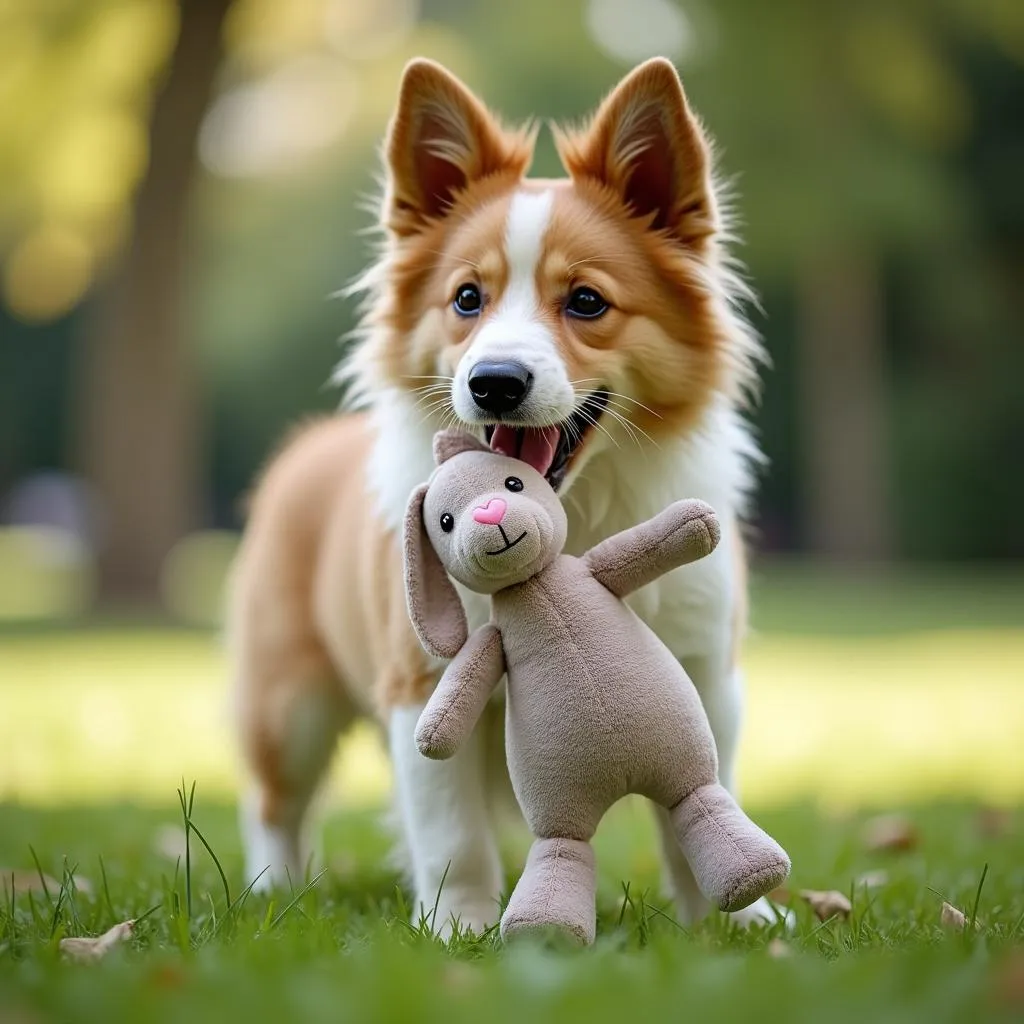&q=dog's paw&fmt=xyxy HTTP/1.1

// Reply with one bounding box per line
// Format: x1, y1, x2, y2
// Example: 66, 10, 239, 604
728, 895, 795, 930
416, 891, 500, 940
